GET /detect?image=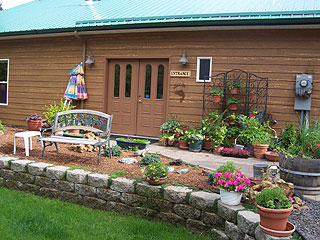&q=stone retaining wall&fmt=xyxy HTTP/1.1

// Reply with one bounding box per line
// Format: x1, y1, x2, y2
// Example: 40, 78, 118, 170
0, 156, 290, 240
